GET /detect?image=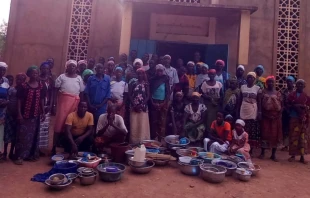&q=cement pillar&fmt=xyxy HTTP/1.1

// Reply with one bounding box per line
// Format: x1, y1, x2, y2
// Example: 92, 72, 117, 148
238, 10, 251, 65
211, 0, 220, 4
119, 2, 133, 56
